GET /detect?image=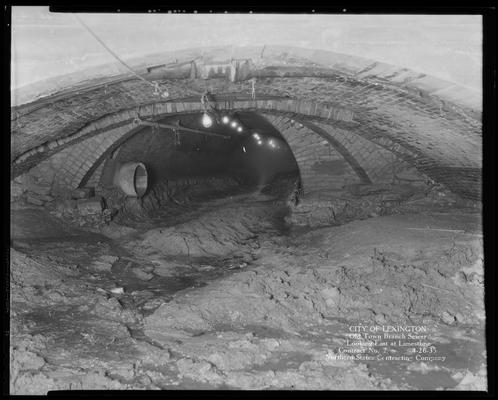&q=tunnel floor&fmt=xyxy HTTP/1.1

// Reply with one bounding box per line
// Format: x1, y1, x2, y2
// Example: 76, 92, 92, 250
10, 184, 485, 392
